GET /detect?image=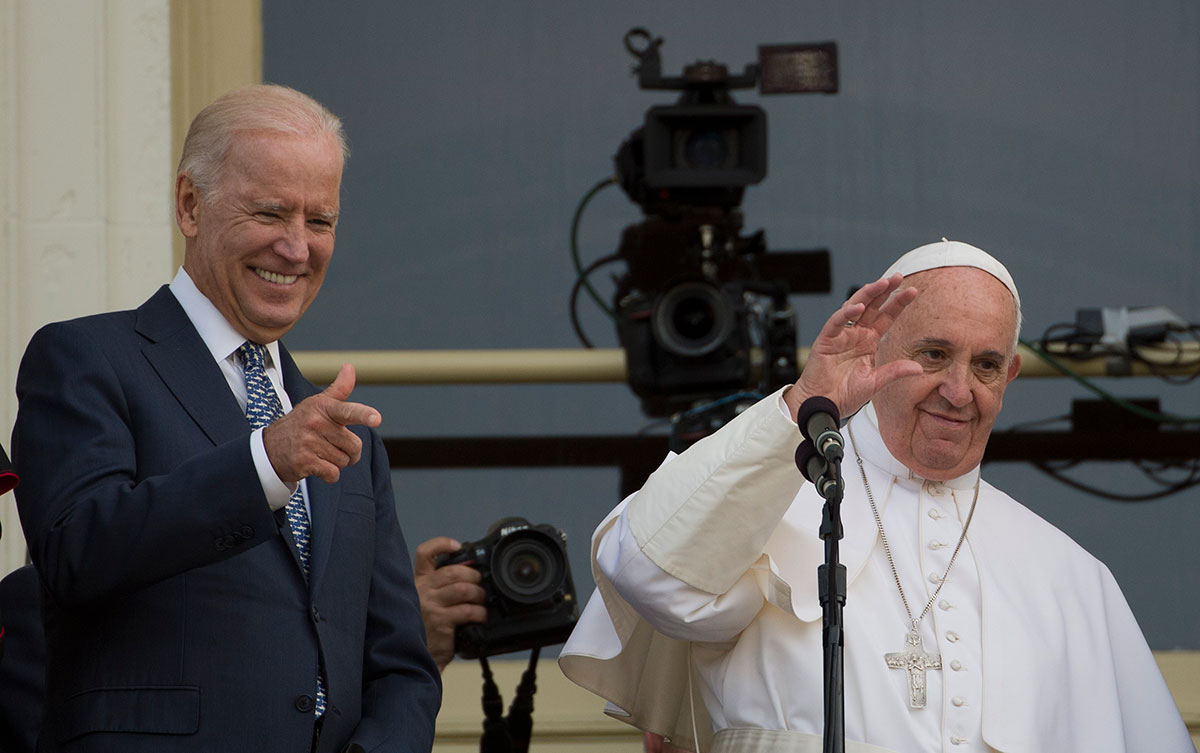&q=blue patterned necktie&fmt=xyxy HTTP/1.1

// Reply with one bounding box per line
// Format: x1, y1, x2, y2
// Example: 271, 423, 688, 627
236, 341, 326, 717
